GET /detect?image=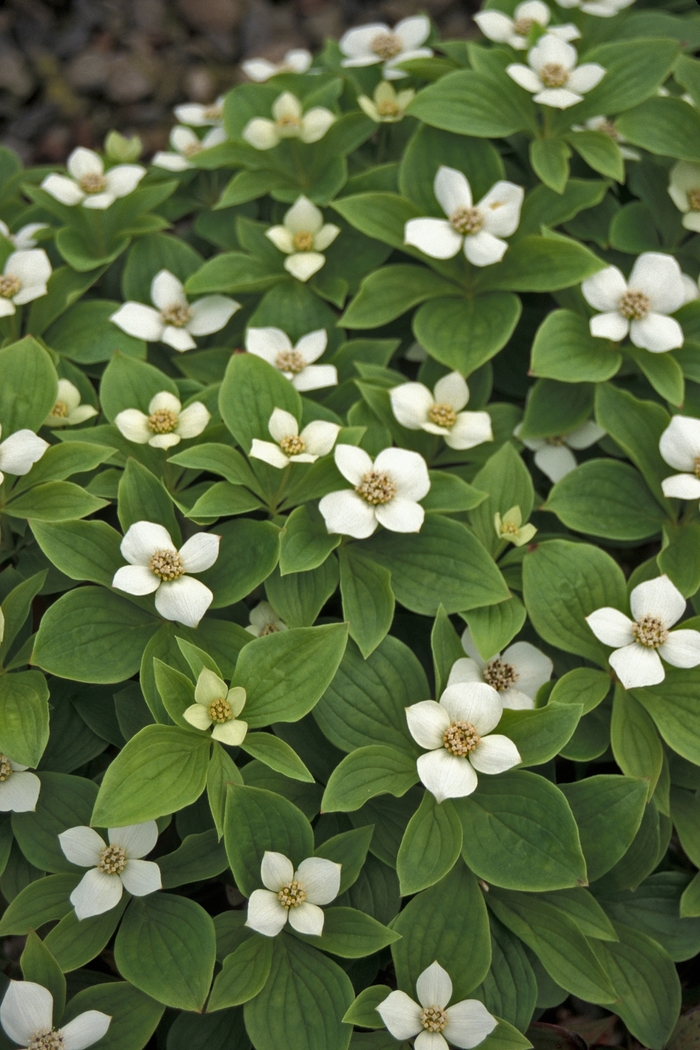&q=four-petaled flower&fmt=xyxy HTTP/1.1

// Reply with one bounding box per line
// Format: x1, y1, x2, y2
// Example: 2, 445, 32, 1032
404, 166, 524, 267
243, 91, 335, 150
242, 49, 312, 82
339, 16, 433, 80
183, 668, 248, 746
0, 249, 52, 316
581, 252, 686, 353
390, 372, 493, 450
0, 220, 48, 250
319, 445, 431, 539
572, 116, 640, 161
250, 407, 340, 468
246, 601, 288, 637
586, 575, 700, 689
174, 96, 225, 126
246, 850, 341, 937
265, 196, 340, 282
45, 379, 98, 428
112, 521, 220, 628
358, 82, 415, 122
115, 391, 210, 449
1, 981, 111, 1050
507, 37, 605, 109
0, 755, 40, 813
448, 628, 553, 711
495, 505, 536, 546
377, 960, 497, 1050
41, 146, 145, 208
246, 327, 338, 390
152, 126, 227, 171
475, 2, 579, 49
514, 420, 605, 482
58, 820, 162, 920
111, 269, 240, 352
406, 682, 521, 802
0, 425, 49, 485
660, 416, 700, 501
668, 162, 700, 234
